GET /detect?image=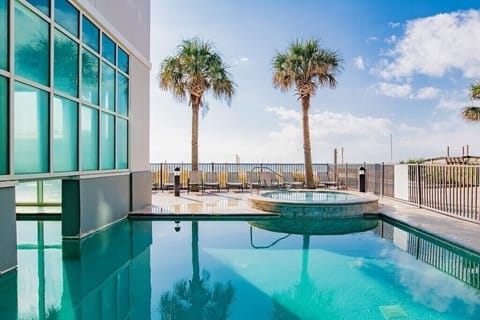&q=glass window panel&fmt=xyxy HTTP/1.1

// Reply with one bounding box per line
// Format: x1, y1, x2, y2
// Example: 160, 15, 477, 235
53, 96, 77, 172
101, 112, 114, 170
25, 0, 49, 16
54, 0, 78, 37
80, 105, 98, 171
15, 182, 38, 204
81, 48, 99, 104
54, 30, 78, 97
116, 118, 127, 169
14, 82, 49, 174
101, 62, 115, 111
0, 0, 7, 70
0, 76, 7, 174
82, 16, 99, 52
102, 33, 115, 64
117, 73, 128, 116
15, 1, 50, 86
42, 180, 62, 204
117, 47, 129, 74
